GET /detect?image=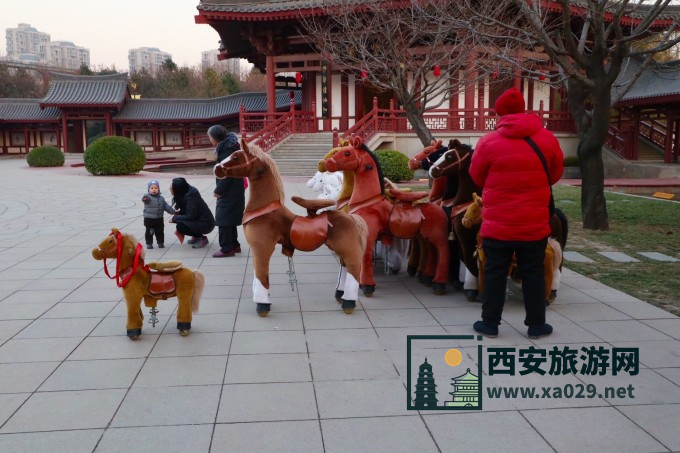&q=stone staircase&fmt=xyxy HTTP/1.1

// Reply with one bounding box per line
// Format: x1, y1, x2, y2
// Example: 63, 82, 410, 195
268, 132, 335, 177
637, 137, 665, 161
